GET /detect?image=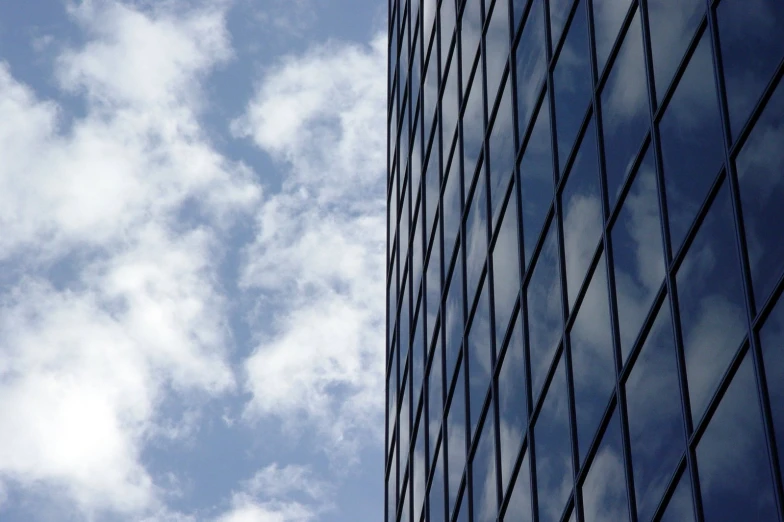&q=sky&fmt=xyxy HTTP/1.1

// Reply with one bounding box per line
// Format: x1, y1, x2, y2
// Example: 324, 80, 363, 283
0, 0, 387, 520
